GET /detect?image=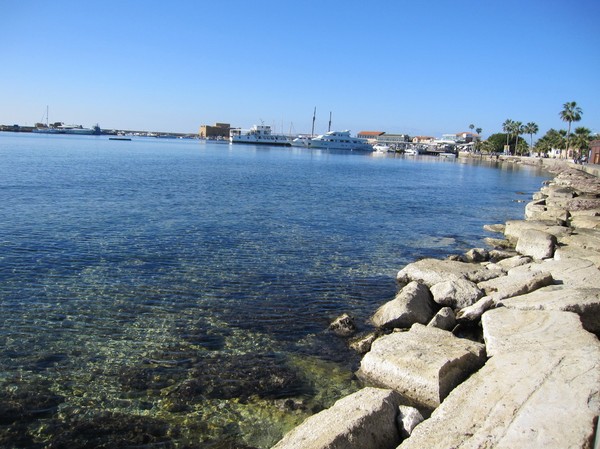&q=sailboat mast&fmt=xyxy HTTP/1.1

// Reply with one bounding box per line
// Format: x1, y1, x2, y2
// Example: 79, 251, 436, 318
311, 107, 316, 137
328, 112, 332, 132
